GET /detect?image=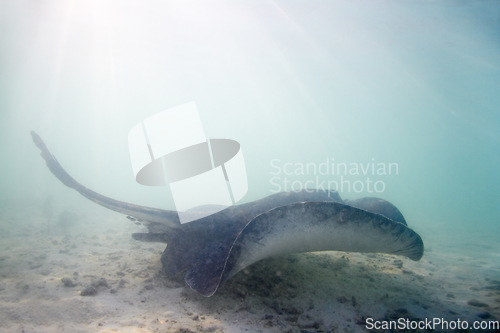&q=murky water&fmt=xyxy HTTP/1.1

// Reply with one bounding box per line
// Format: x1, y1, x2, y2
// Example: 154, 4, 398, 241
1, 1, 499, 331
